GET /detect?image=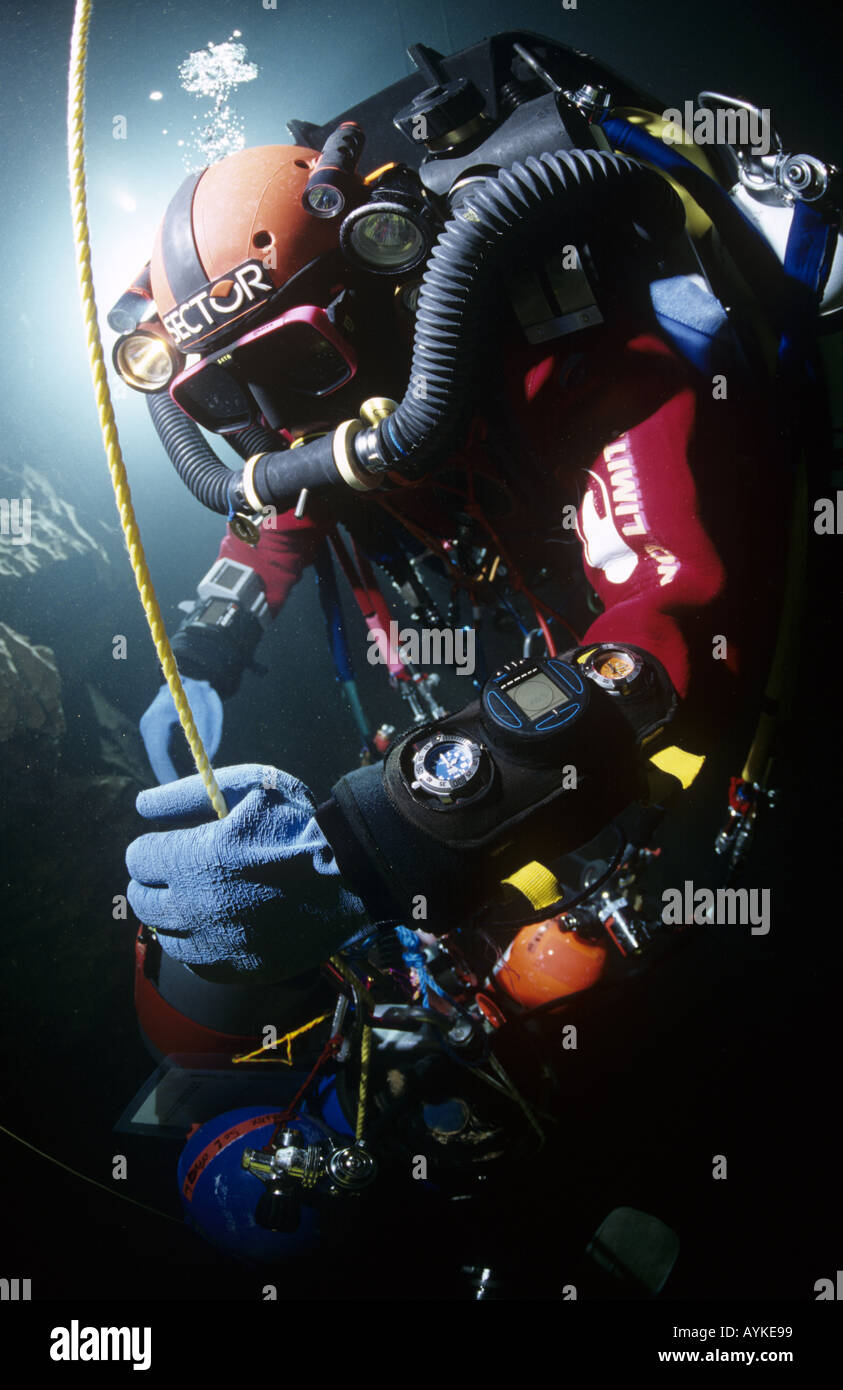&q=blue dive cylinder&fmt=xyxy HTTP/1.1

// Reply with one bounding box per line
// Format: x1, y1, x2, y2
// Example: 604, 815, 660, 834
315, 1074, 355, 1137
177, 1107, 326, 1262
